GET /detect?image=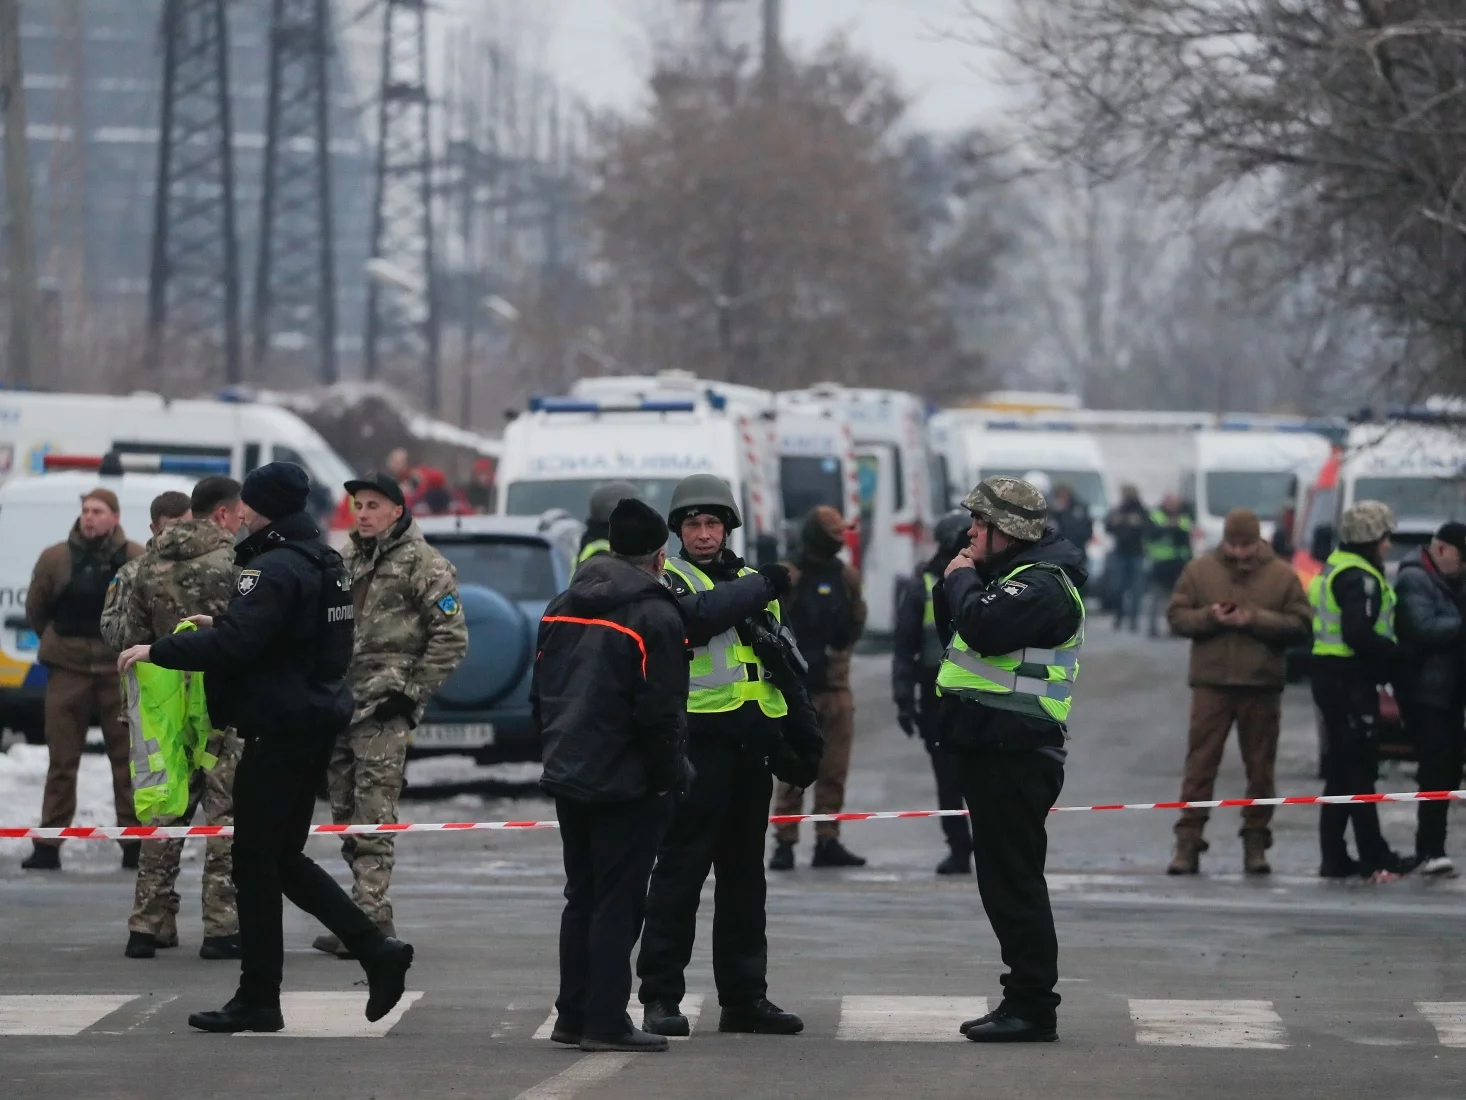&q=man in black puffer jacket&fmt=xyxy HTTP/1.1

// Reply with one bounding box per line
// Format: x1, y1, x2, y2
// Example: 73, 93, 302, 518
1395, 522, 1466, 875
